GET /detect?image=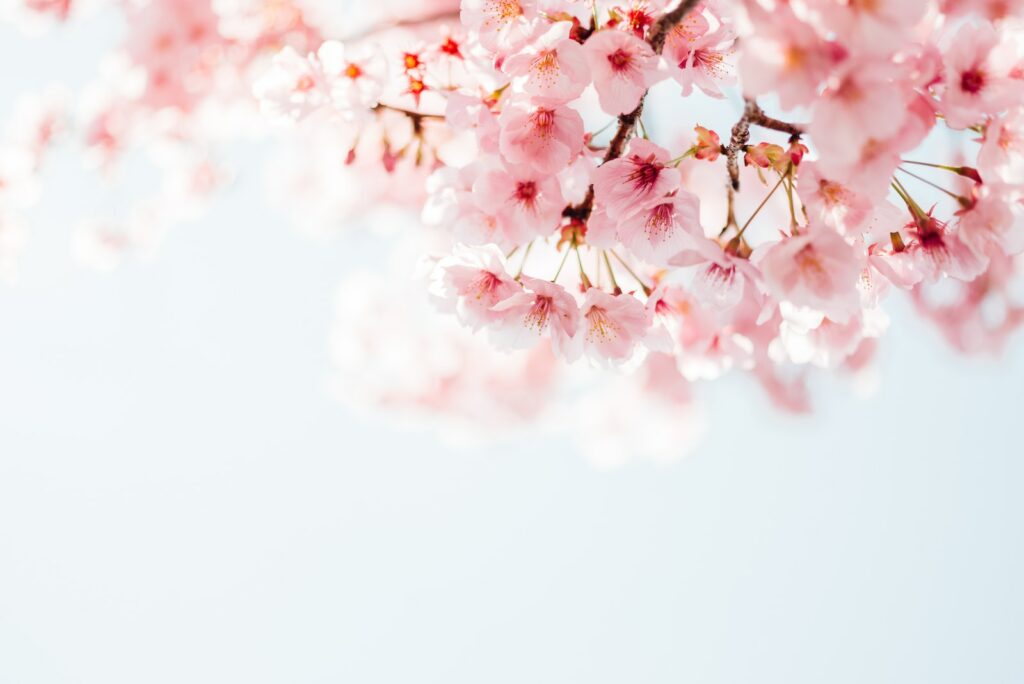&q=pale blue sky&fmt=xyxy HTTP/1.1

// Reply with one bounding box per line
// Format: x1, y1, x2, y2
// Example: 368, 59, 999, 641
1, 9, 1023, 684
